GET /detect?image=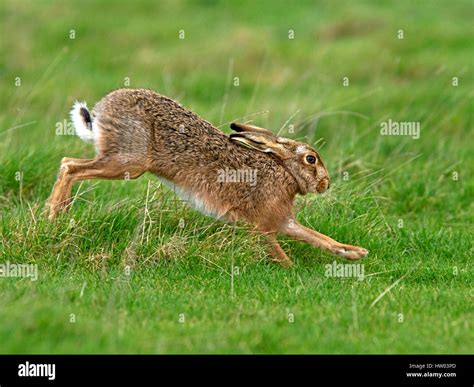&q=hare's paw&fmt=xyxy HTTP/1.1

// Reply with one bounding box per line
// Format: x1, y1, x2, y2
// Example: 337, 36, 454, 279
46, 201, 61, 220
334, 244, 368, 260
46, 197, 70, 220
